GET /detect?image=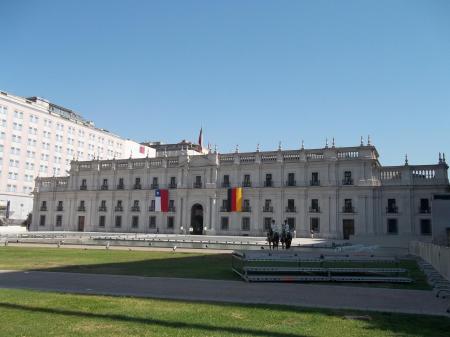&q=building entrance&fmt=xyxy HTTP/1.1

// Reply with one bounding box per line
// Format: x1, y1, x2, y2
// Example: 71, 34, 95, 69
343, 219, 354, 240
78, 216, 85, 232
191, 204, 204, 235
